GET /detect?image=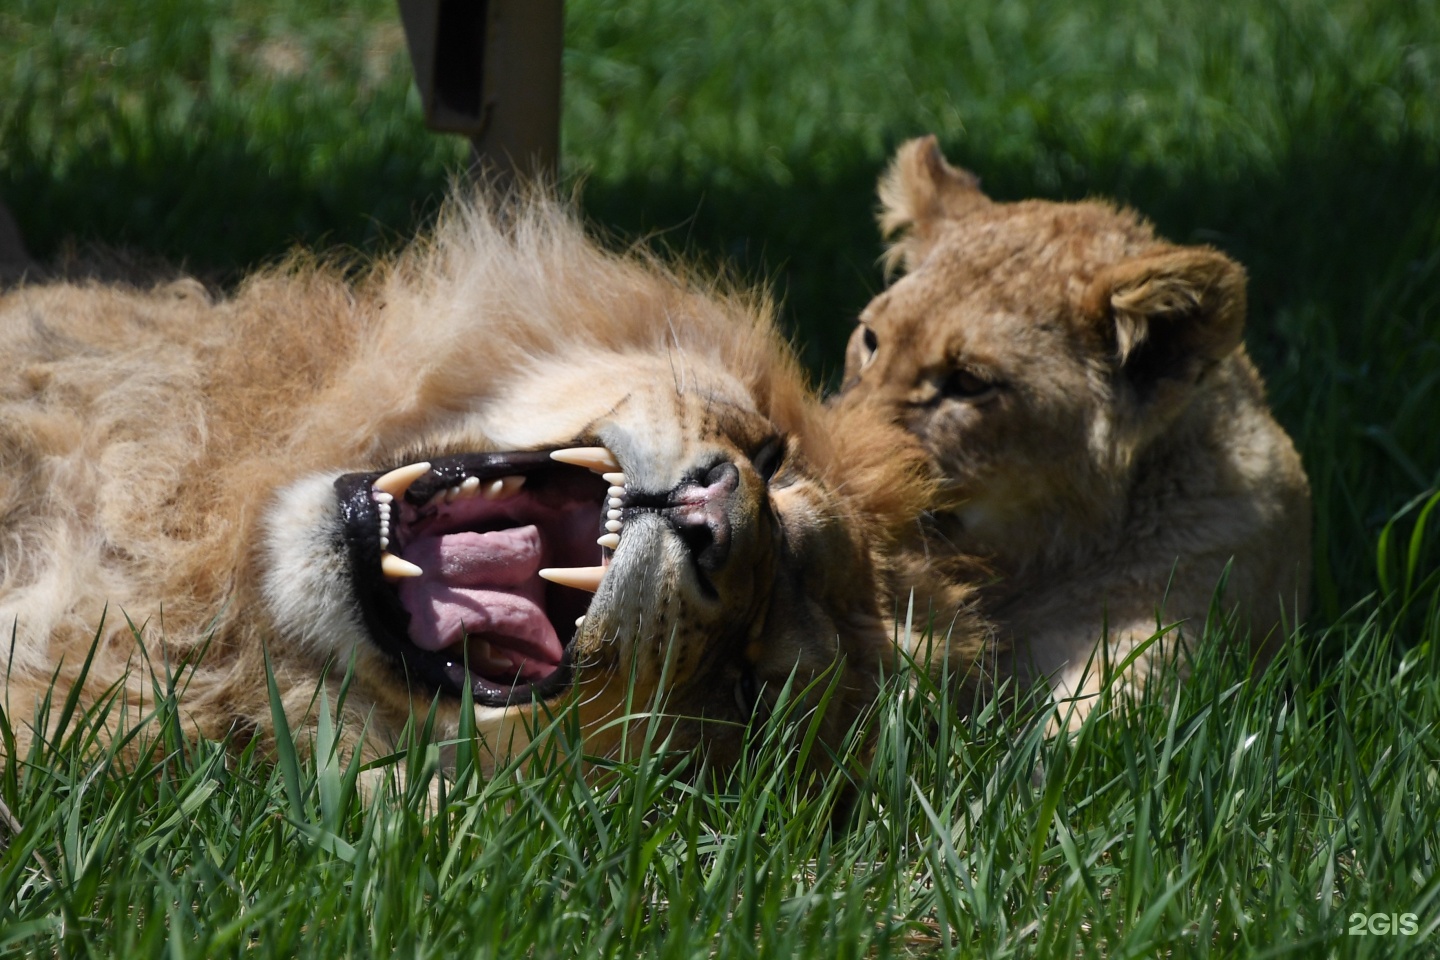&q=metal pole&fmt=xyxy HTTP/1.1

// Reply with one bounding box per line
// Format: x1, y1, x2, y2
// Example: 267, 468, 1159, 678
397, 0, 563, 186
